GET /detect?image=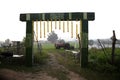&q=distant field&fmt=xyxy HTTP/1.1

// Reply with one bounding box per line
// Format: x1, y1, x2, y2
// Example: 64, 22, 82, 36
42, 42, 79, 49
33, 41, 79, 50
42, 43, 55, 49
